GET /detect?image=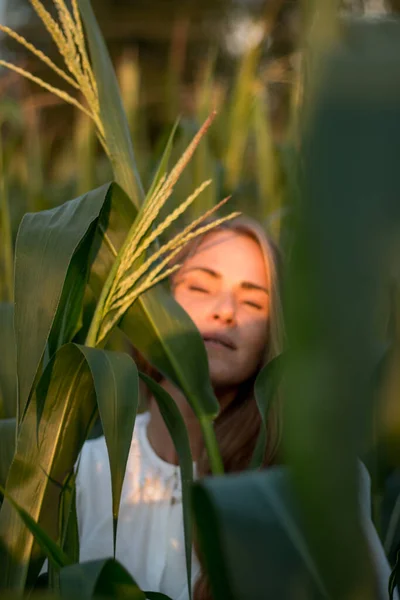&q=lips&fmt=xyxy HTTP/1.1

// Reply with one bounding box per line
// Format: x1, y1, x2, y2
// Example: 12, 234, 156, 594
202, 332, 237, 351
